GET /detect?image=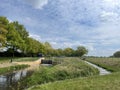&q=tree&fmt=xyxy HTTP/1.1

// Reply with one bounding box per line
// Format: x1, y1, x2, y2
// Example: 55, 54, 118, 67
75, 46, 88, 57
56, 49, 64, 56
6, 23, 24, 57
26, 38, 37, 56
25, 38, 45, 56
13, 21, 29, 39
0, 16, 9, 47
44, 42, 54, 56
113, 51, 120, 57
64, 48, 74, 57
12, 21, 29, 54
